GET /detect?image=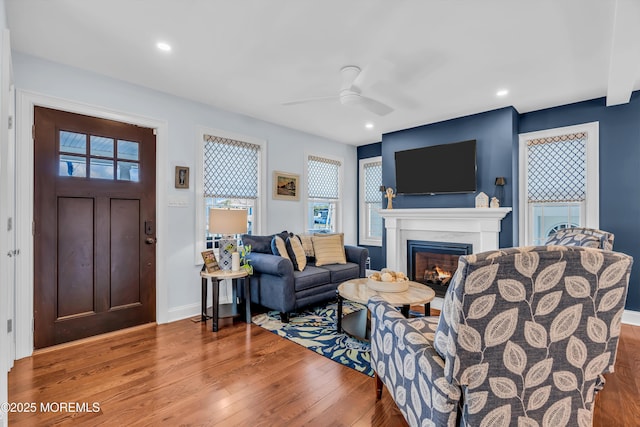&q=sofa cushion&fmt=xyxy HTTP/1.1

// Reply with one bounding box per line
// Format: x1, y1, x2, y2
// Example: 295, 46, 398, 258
317, 262, 359, 283
293, 265, 331, 292
312, 234, 346, 266
287, 235, 307, 271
